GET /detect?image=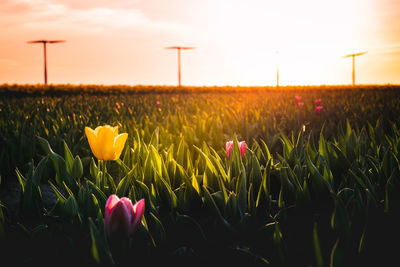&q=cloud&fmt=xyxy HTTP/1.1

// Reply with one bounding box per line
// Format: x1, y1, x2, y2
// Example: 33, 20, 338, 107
0, 0, 185, 34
